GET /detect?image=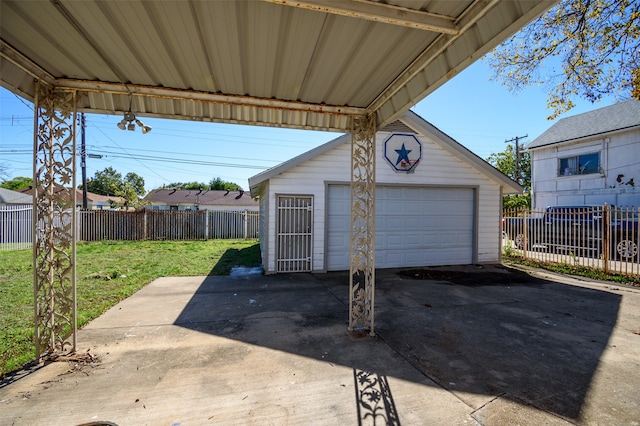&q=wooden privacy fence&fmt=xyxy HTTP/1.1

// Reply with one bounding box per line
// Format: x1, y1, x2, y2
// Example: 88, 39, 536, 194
78, 209, 259, 241
1, 207, 258, 250
503, 205, 639, 277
